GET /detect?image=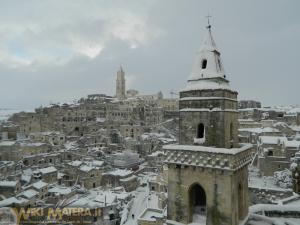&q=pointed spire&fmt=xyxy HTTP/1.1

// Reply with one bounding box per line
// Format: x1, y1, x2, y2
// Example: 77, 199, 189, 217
183, 19, 233, 92
201, 25, 218, 52
188, 20, 225, 81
